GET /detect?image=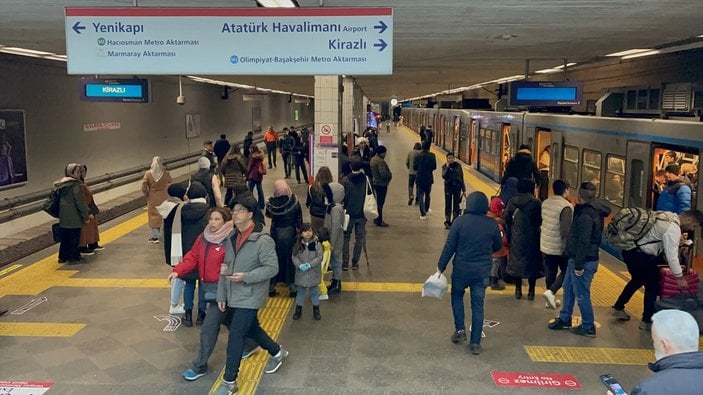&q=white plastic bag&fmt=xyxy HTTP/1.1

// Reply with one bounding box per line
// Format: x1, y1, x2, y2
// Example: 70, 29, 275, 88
422, 272, 448, 299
